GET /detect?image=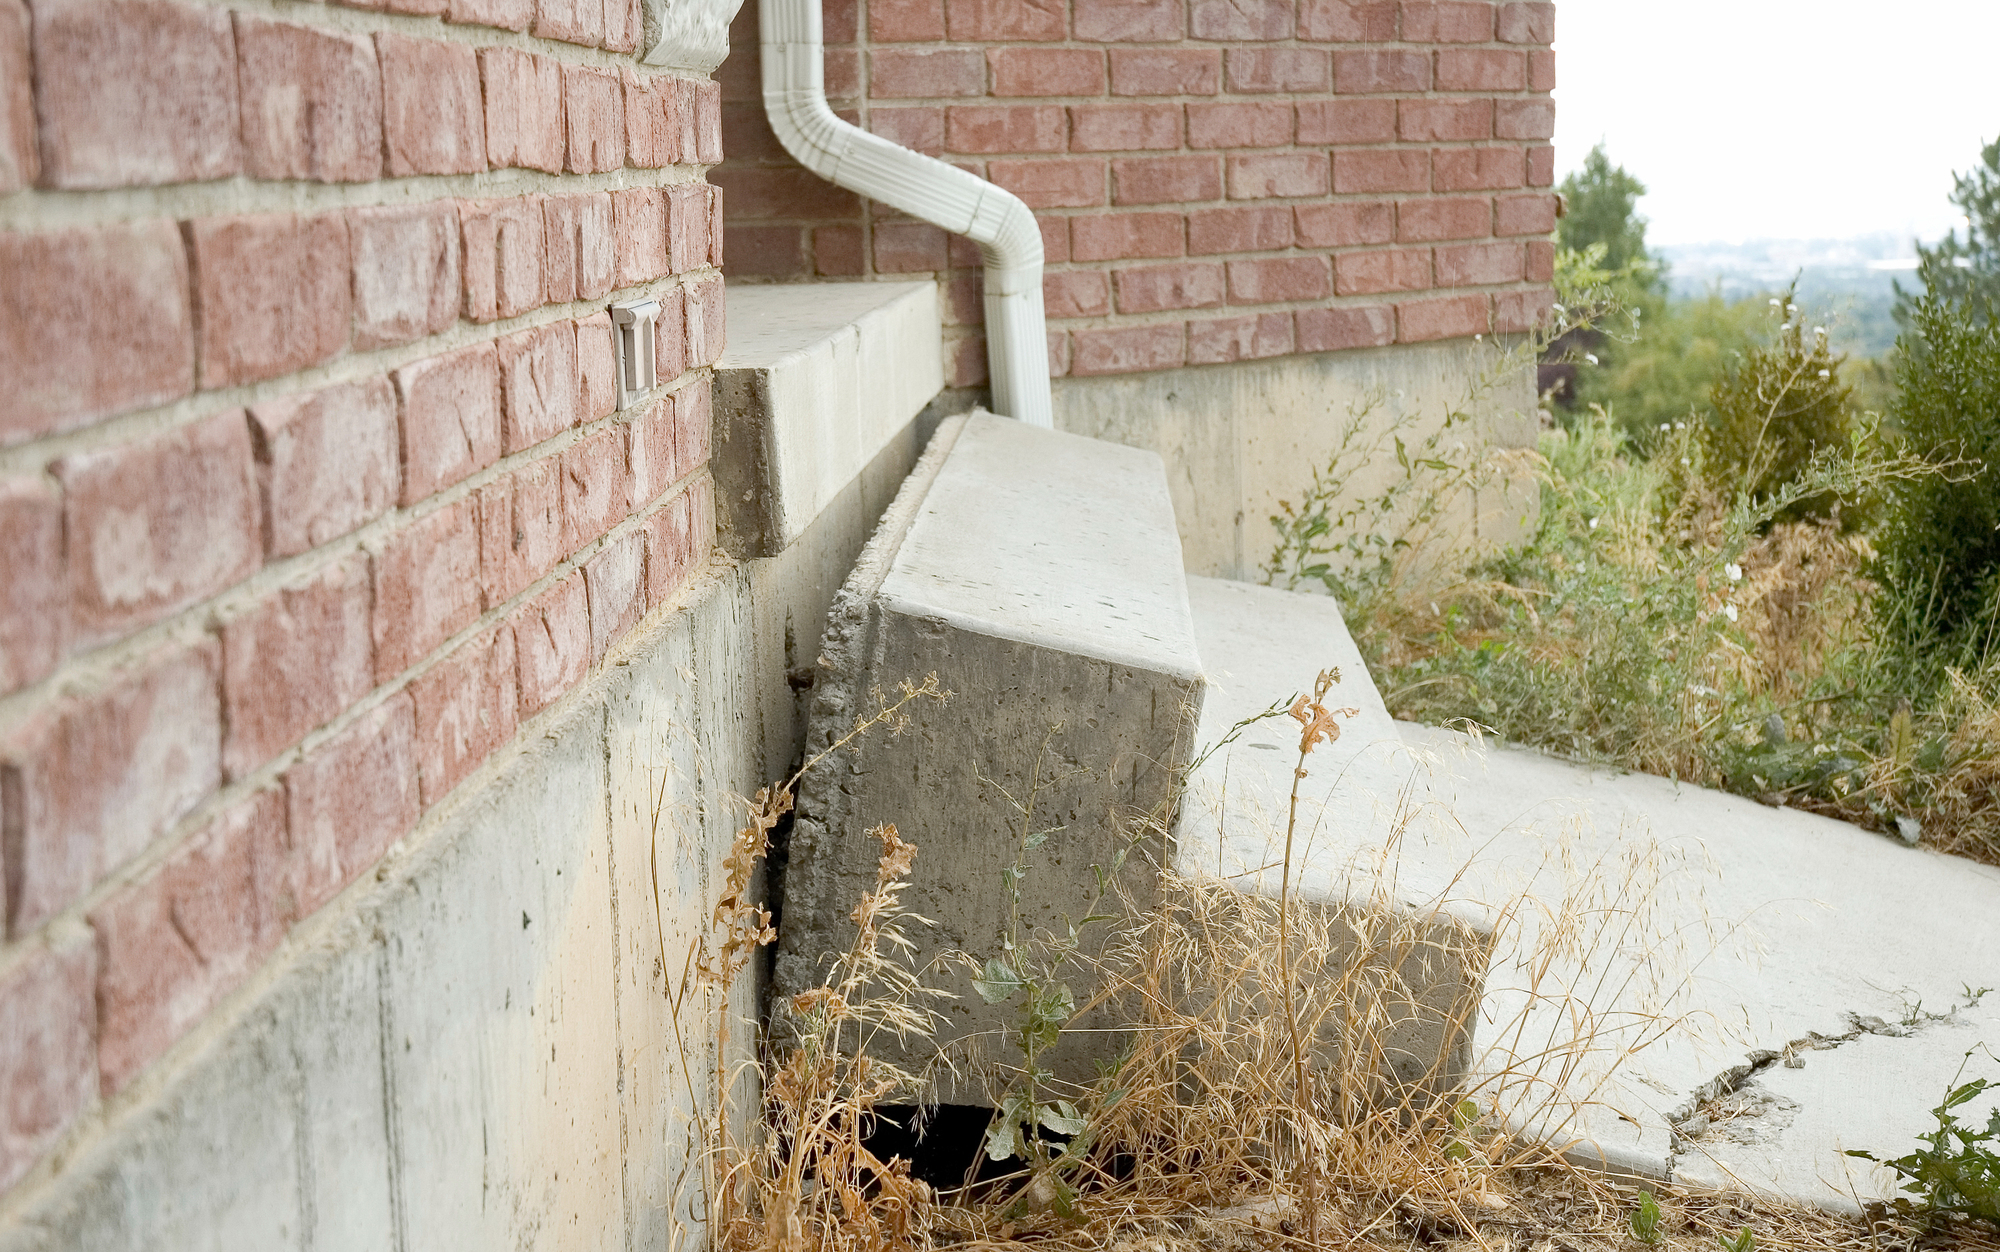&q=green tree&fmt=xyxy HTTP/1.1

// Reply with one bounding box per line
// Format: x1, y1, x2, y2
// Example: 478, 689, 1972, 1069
1558, 144, 1659, 281
1900, 136, 2000, 325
